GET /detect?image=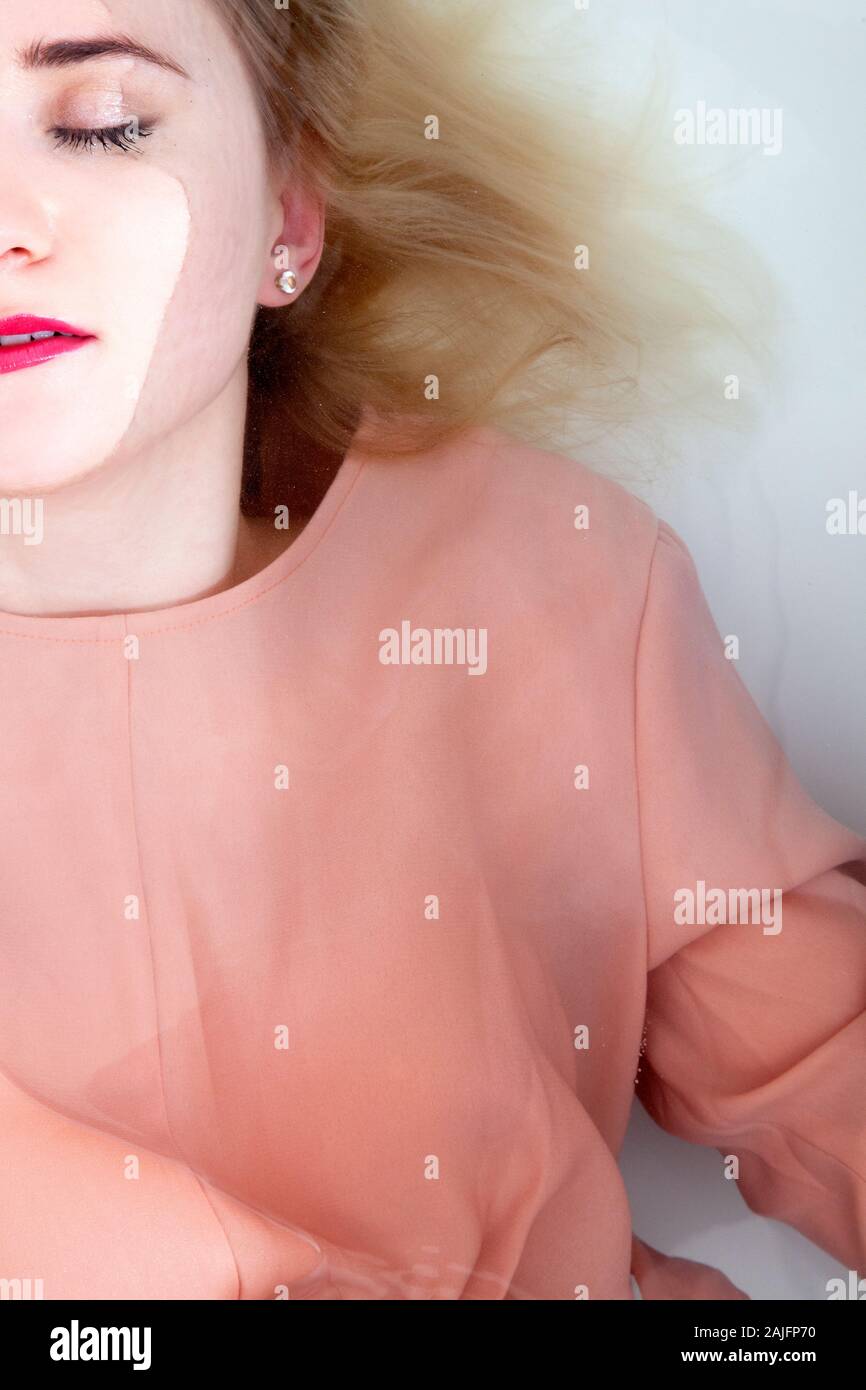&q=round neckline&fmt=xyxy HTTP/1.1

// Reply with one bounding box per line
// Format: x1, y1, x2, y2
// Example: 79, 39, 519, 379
0, 413, 372, 644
